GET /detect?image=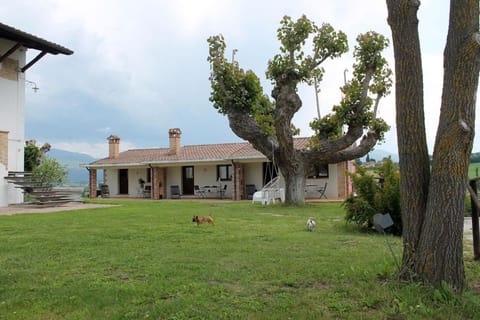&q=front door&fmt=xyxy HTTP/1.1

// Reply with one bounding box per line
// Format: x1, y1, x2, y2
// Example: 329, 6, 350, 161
119, 169, 129, 194
182, 166, 194, 195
